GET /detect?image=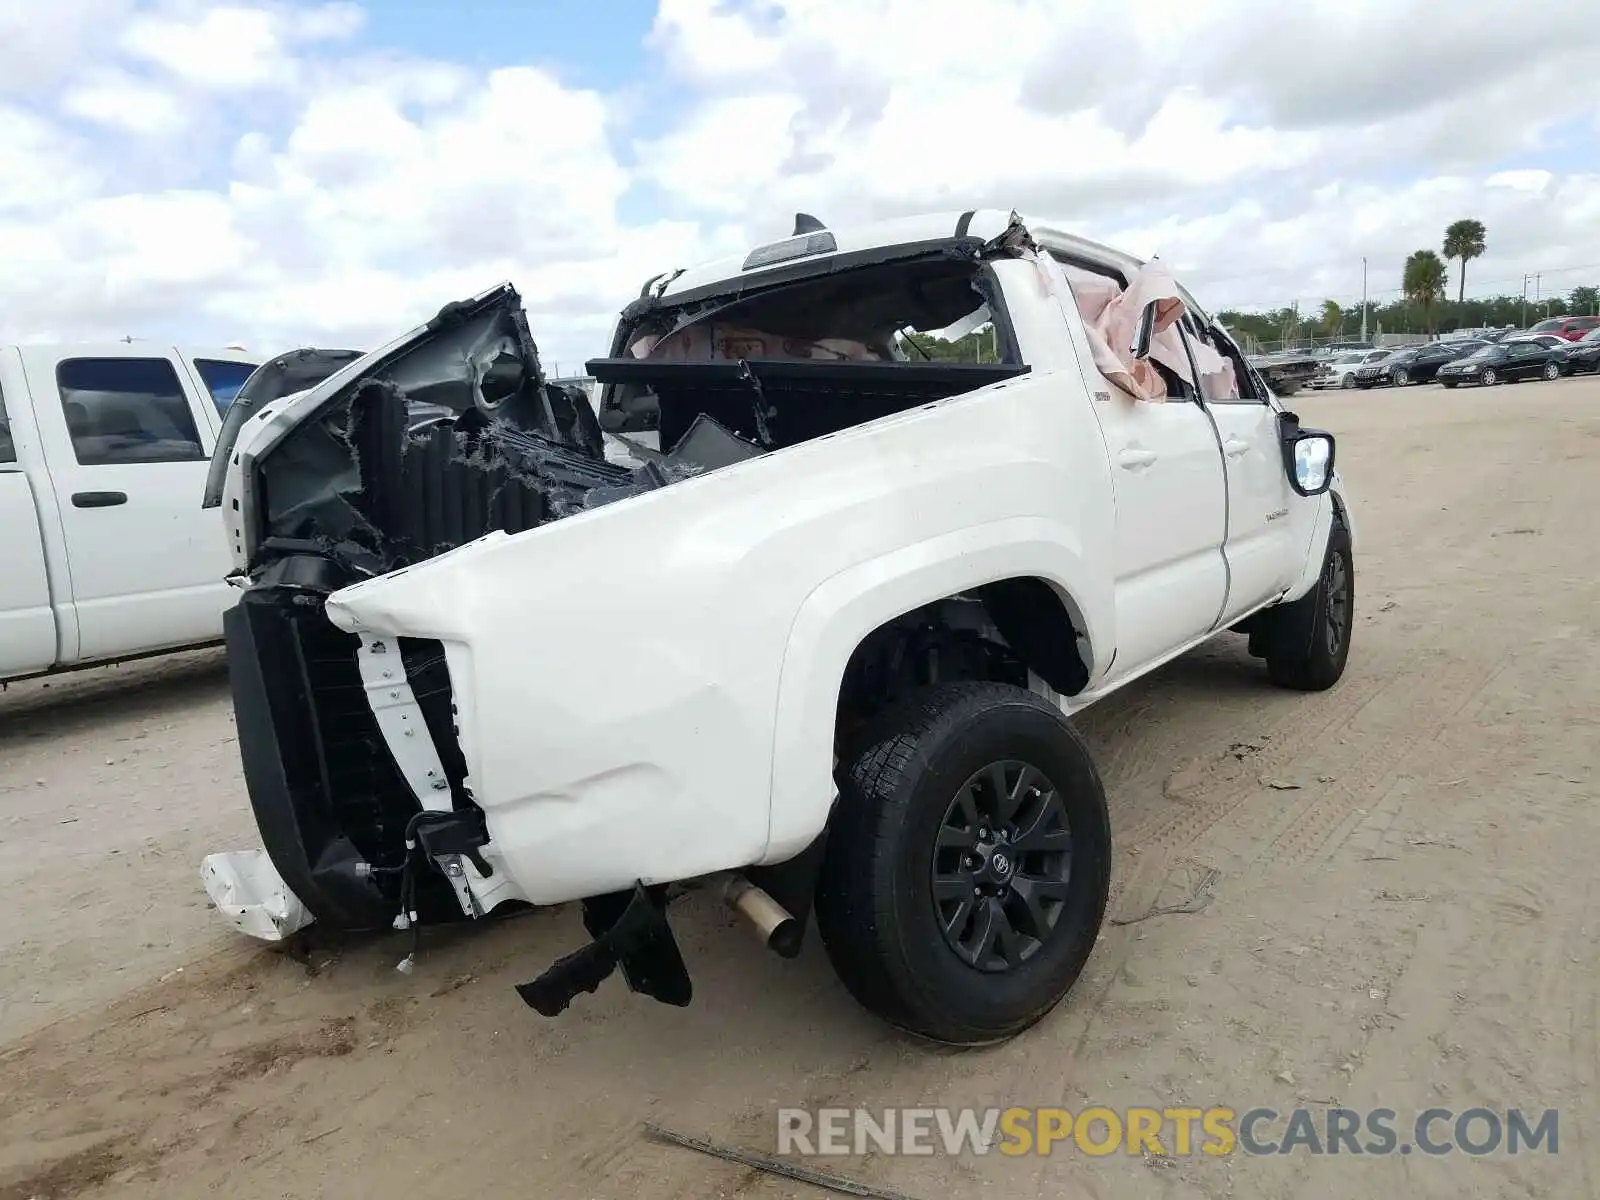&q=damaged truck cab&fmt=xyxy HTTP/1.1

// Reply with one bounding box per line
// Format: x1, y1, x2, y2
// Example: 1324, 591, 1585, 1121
207, 210, 1356, 1045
